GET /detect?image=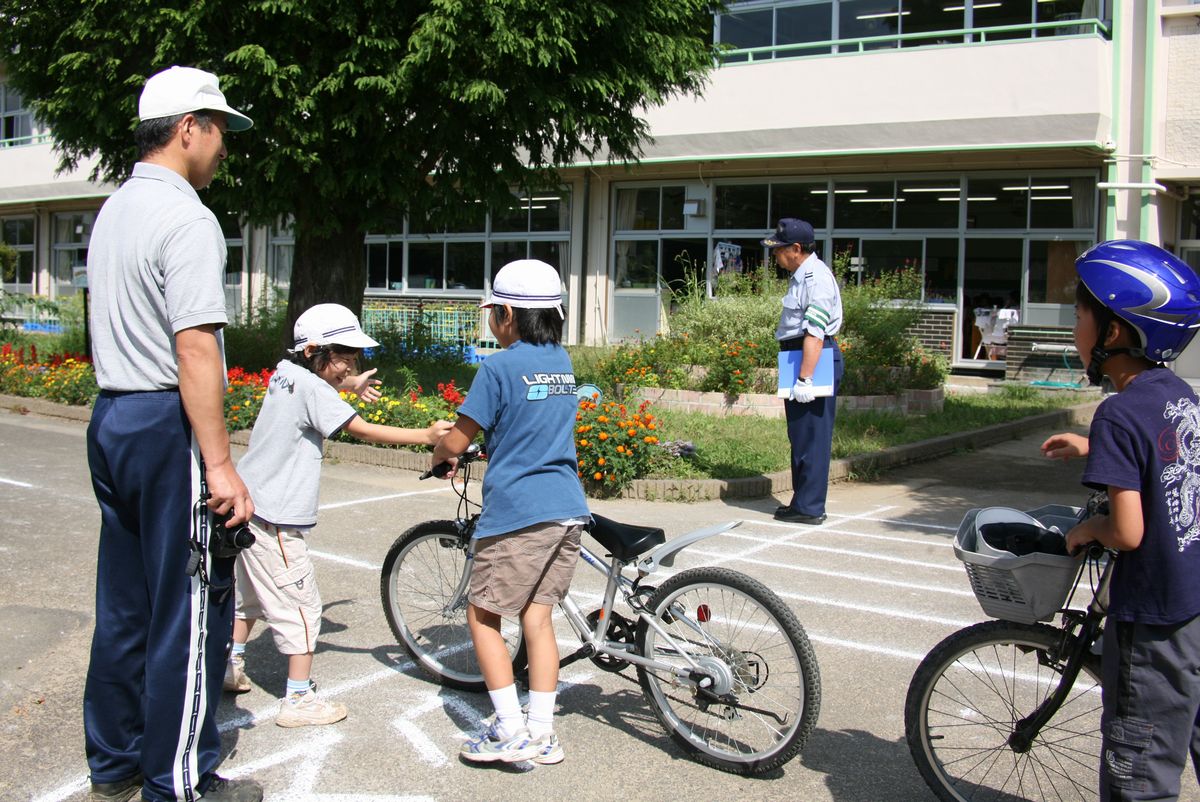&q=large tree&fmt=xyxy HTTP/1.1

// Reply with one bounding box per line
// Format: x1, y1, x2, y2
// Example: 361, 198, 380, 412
0, 0, 720, 331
